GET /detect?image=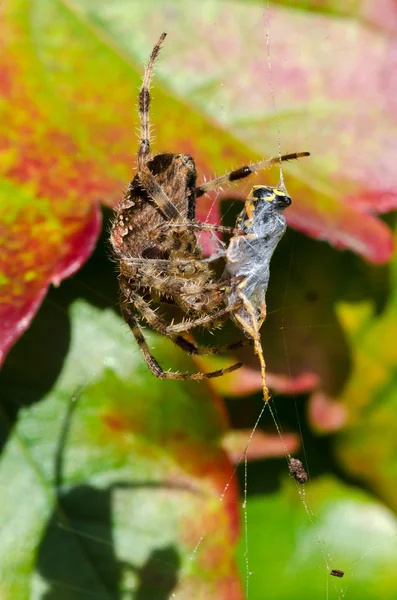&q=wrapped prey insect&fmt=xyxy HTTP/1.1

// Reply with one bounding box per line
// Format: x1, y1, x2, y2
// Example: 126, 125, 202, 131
222, 178, 307, 400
